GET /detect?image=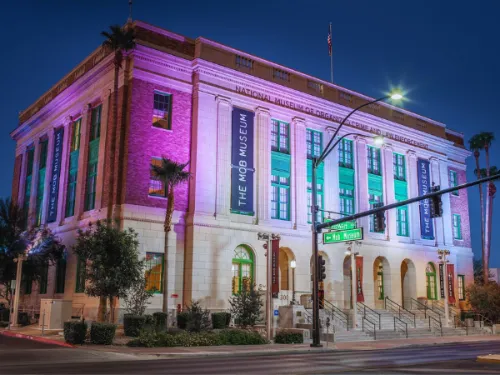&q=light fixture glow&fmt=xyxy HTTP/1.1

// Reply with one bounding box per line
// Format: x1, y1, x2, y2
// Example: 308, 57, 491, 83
373, 135, 384, 146
390, 93, 403, 100
344, 251, 352, 256
290, 260, 297, 269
